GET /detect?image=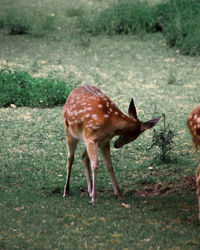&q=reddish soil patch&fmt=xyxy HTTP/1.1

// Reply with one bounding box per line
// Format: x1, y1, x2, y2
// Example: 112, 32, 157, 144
131, 175, 196, 197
